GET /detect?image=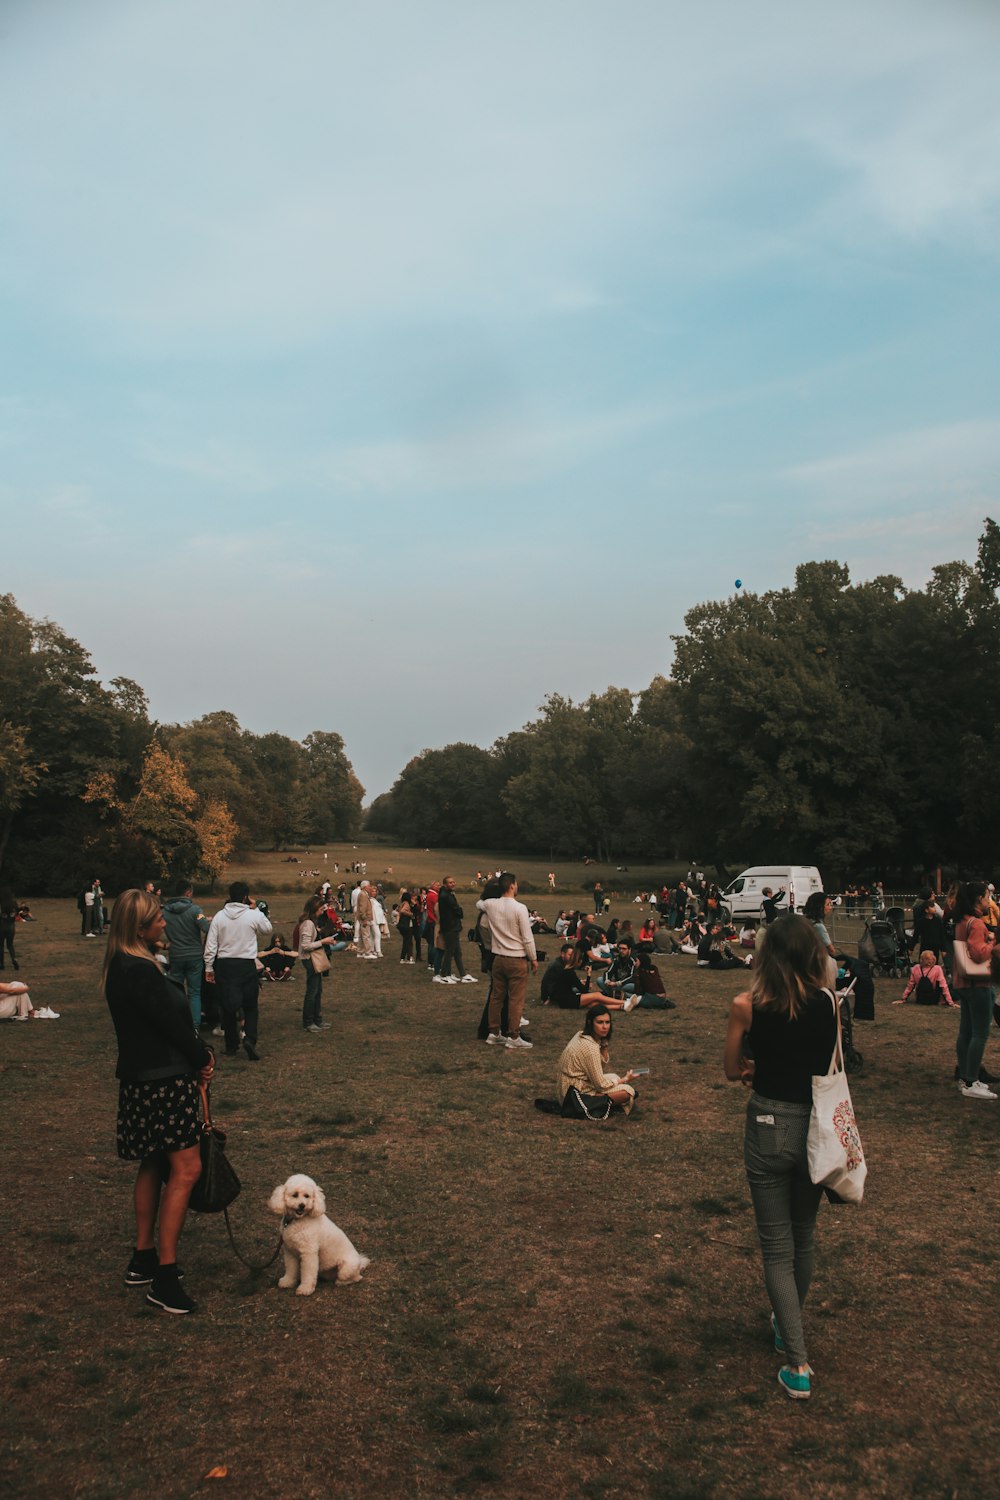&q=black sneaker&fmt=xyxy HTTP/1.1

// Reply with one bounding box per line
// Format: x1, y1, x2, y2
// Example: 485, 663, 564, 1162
979, 1066, 1000, 1085
124, 1249, 158, 1287
146, 1267, 196, 1315
243, 1039, 260, 1061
